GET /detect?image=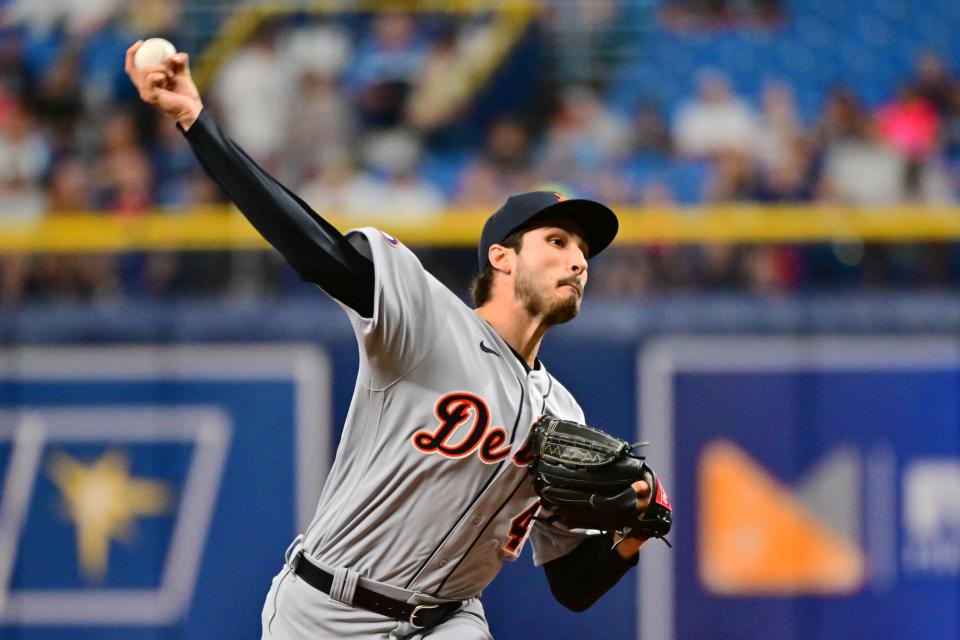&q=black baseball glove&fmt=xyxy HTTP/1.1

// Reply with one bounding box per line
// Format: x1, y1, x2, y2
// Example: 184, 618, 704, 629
529, 416, 672, 543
